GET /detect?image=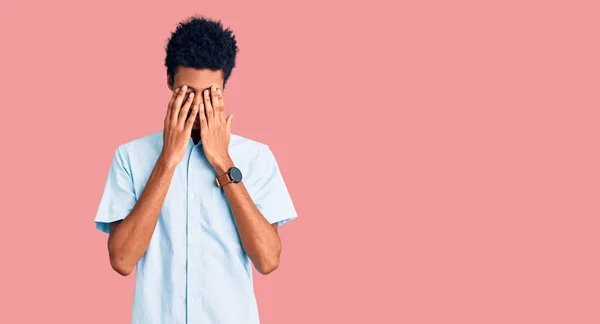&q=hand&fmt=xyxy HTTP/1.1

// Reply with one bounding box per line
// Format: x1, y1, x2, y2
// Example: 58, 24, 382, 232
159, 85, 198, 168
197, 85, 234, 174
